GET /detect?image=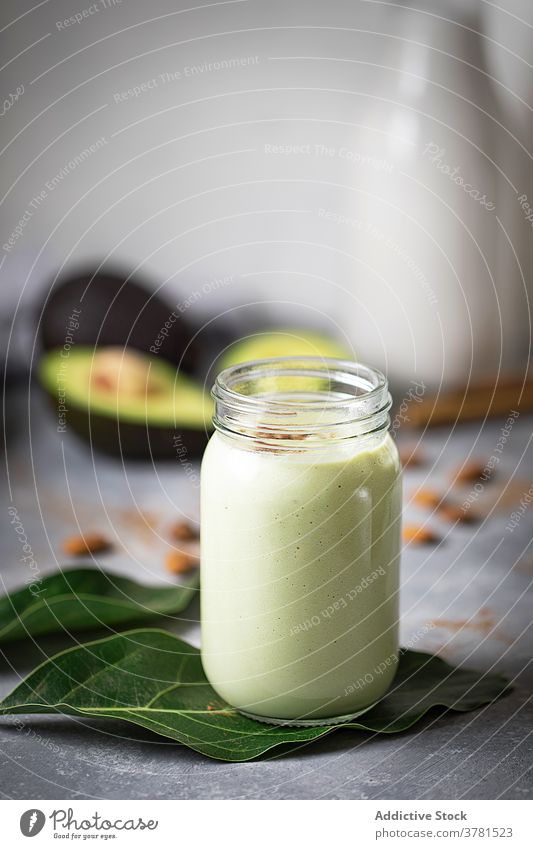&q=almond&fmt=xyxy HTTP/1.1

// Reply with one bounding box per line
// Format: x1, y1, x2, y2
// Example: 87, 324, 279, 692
438, 503, 478, 524
453, 461, 493, 484
170, 521, 199, 541
165, 549, 199, 575
398, 446, 424, 468
62, 533, 112, 556
403, 524, 440, 545
412, 489, 444, 509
